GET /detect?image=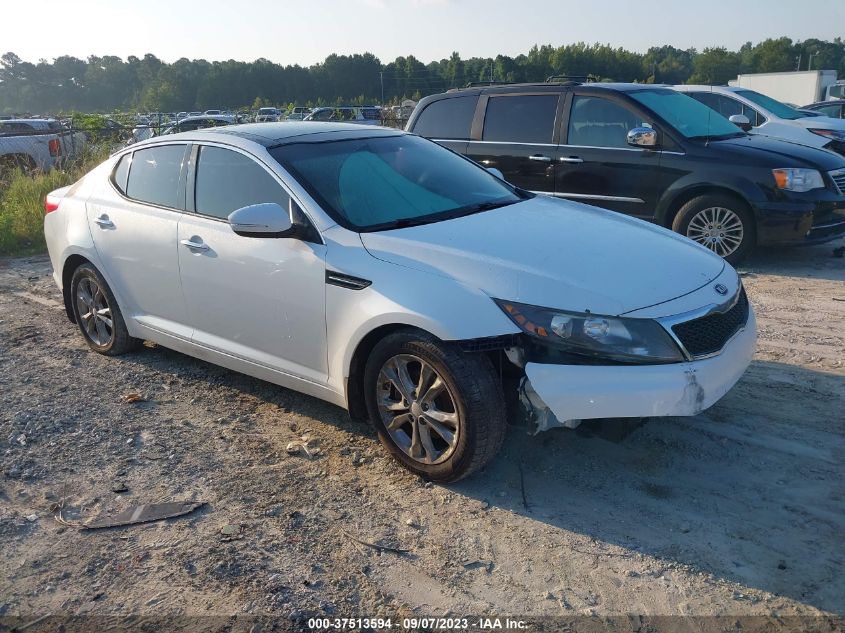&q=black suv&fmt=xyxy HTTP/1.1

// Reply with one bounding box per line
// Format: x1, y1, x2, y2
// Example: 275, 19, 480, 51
406, 82, 845, 263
